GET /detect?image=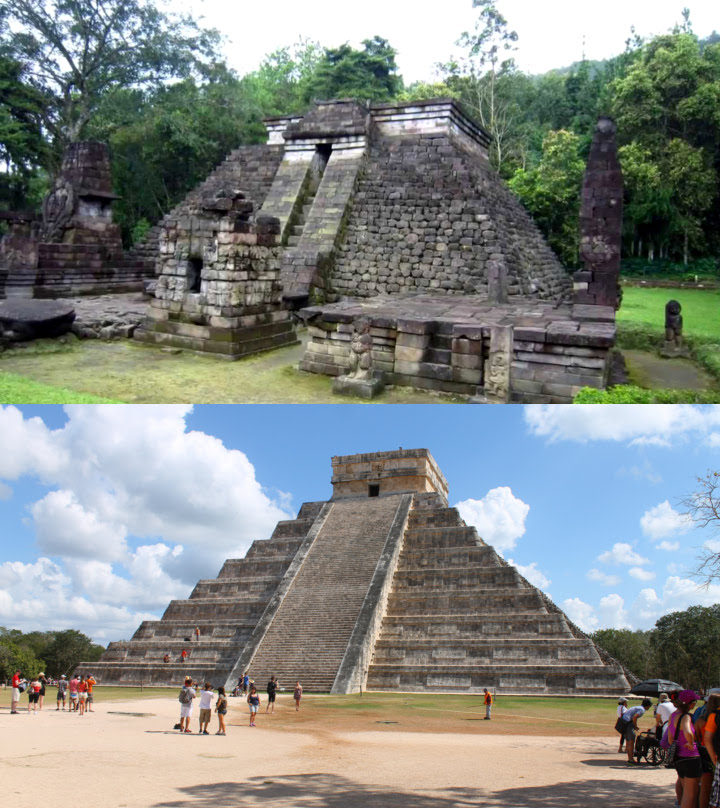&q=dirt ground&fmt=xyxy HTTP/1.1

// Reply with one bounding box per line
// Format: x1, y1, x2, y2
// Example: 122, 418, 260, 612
1, 694, 677, 808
